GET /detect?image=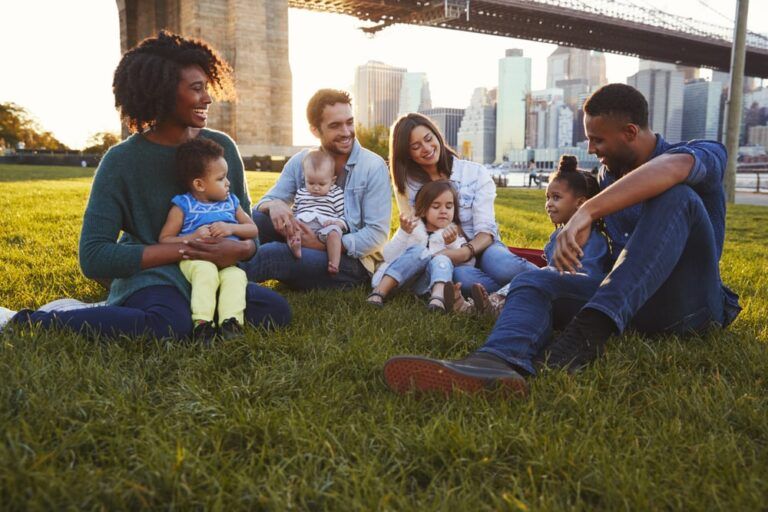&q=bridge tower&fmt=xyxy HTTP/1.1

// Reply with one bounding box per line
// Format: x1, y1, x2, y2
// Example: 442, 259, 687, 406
115, 0, 293, 155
